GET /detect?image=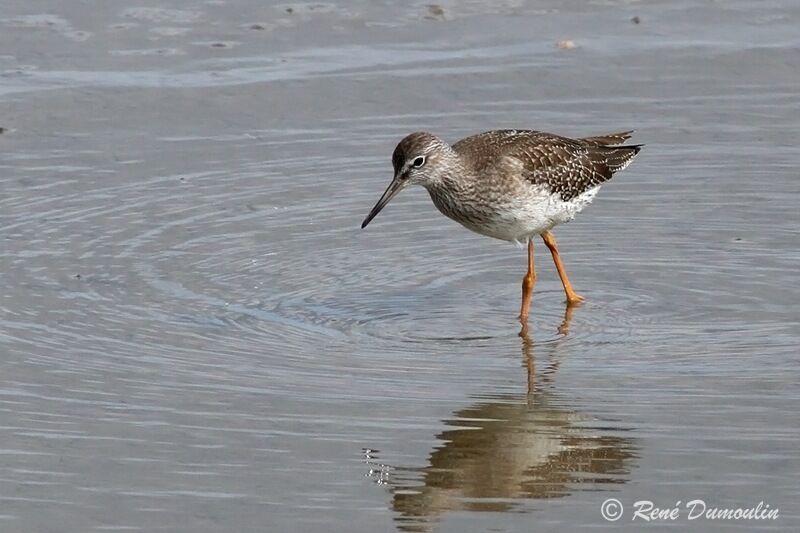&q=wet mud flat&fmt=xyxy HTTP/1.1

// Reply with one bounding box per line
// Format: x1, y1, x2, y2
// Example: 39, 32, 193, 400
1, 0, 799, 532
